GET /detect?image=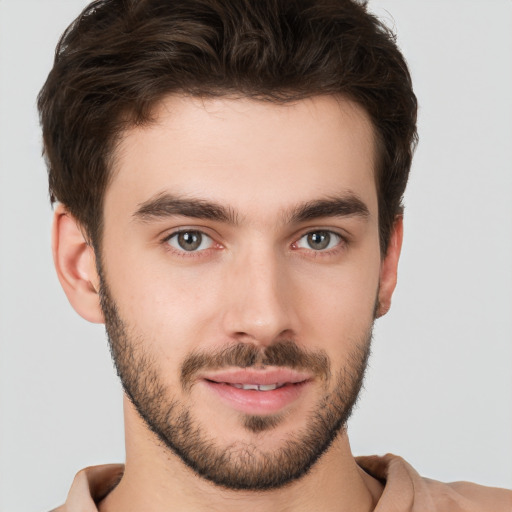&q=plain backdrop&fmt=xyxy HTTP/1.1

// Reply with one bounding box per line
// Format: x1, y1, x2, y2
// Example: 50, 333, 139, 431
0, 1, 511, 510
